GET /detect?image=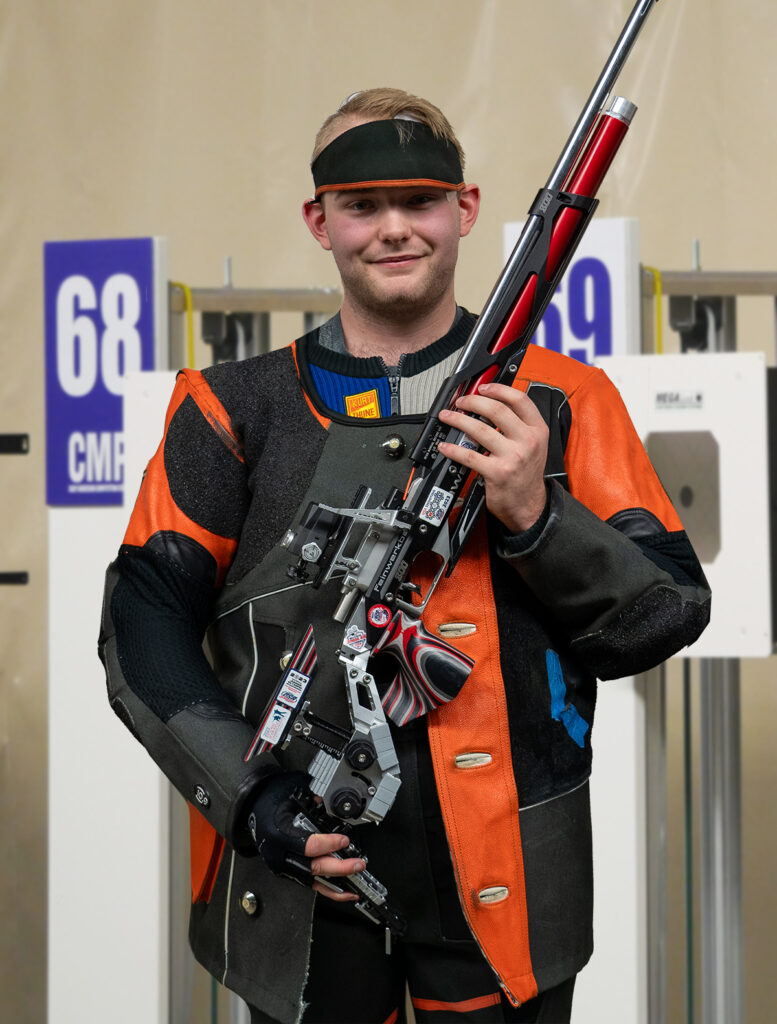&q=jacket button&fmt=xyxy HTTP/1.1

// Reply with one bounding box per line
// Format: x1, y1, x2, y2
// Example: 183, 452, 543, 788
438, 622, 477, 638
454, 752, 493, 769
478, 885, 509, 904
241, 891, 259, 915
